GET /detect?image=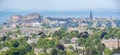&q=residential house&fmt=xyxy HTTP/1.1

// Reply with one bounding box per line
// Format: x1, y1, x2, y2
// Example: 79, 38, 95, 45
101, 38, 120, 50
34, 48, 43, 55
